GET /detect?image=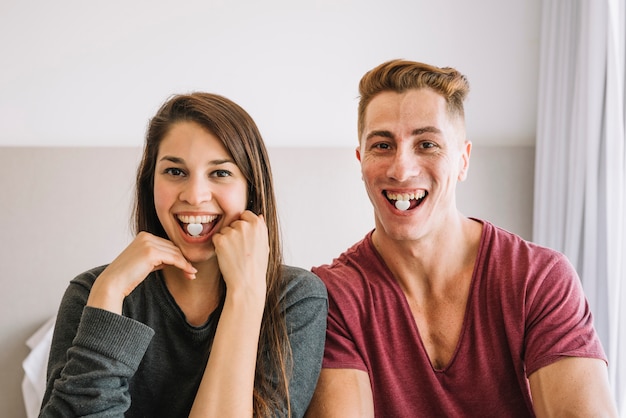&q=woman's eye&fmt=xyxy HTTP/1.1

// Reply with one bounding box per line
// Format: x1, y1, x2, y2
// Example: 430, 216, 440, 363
164, 167, 185, 176
212, 169, 232, 178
